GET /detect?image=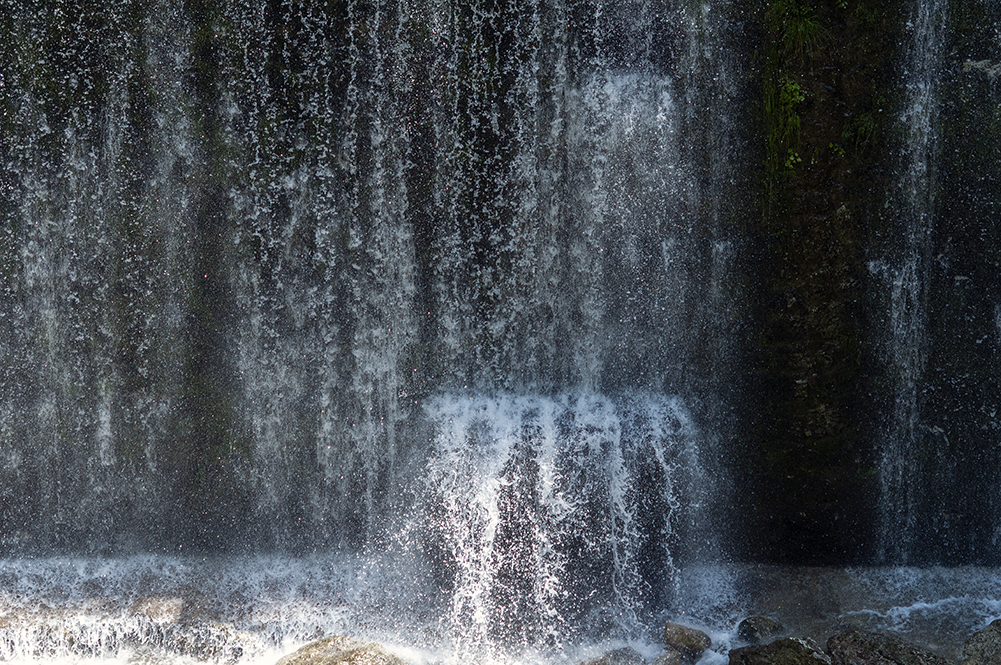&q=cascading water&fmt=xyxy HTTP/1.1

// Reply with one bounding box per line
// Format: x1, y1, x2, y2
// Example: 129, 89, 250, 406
875, 0, 1001, 564
6, 0, 1001, 662
874, 0, 946, 565
0, 0, 749, 661
414, 393, 703, 648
